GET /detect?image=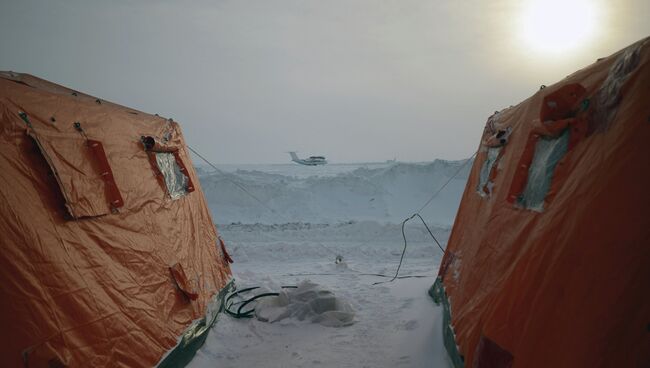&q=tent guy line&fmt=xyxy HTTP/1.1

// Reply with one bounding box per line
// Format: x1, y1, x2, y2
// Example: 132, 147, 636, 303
416, 151, 477, 214
187, 144, 287, 221
375, 151, 478, 285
